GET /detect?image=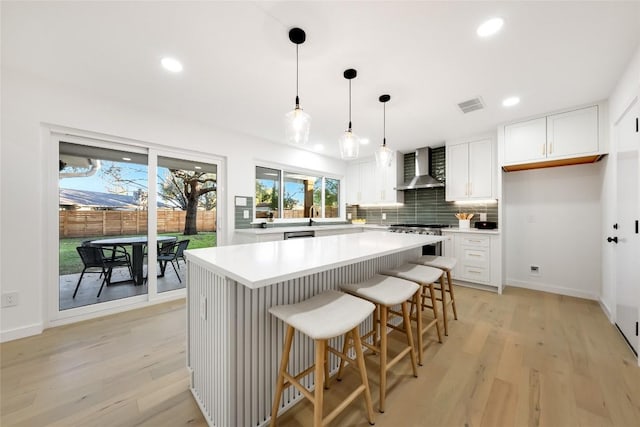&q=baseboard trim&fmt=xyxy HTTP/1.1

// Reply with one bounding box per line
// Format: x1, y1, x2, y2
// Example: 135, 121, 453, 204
506, 279, 599, 301
599, 298, 614, 323
0, 323, 43, 343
